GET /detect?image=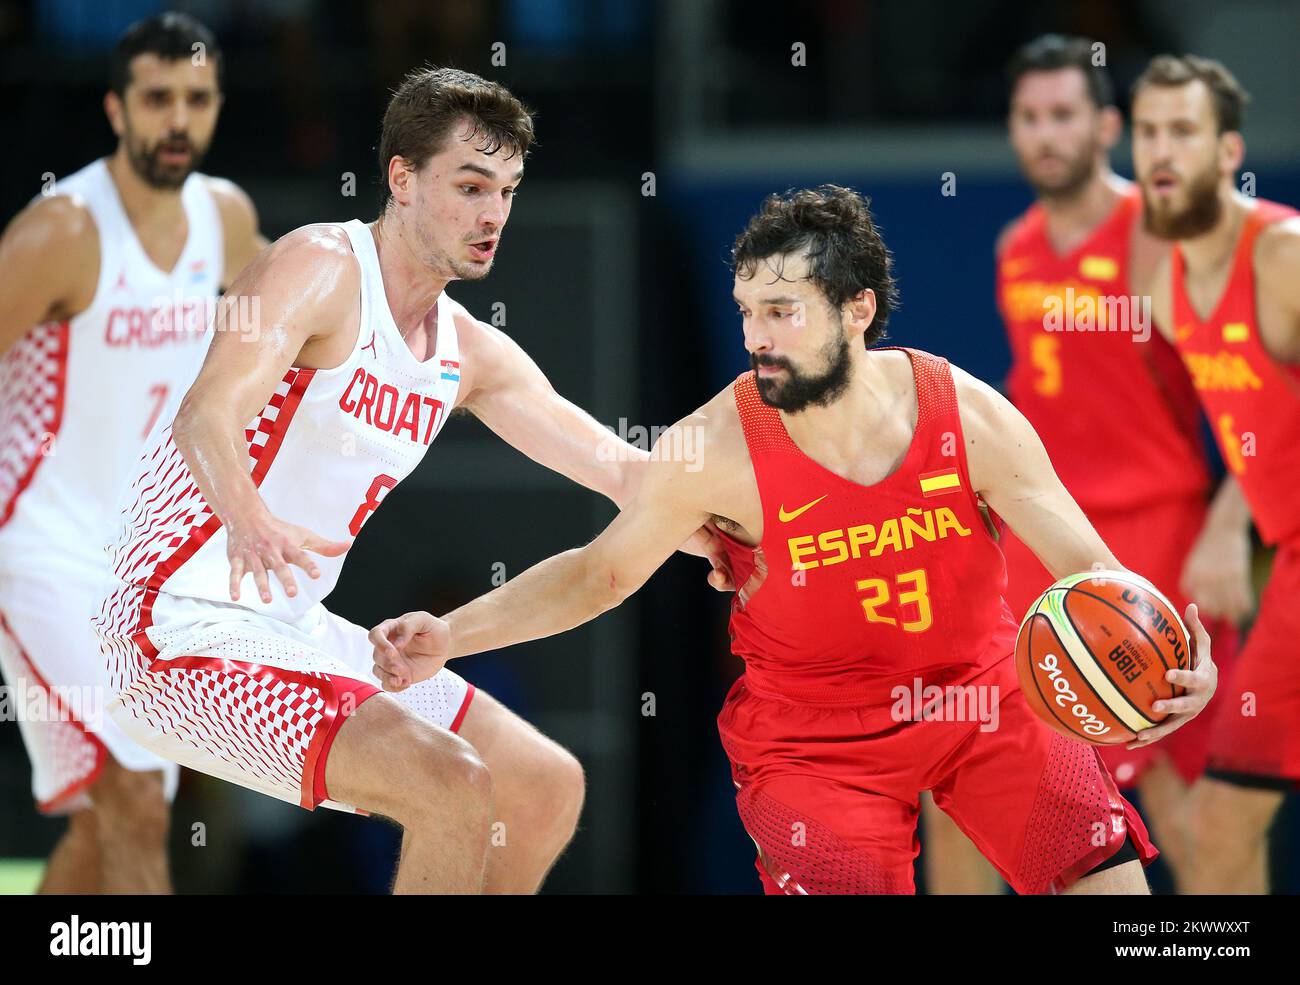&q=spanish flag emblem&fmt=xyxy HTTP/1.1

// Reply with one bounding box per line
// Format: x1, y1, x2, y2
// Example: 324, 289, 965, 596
1079, 255, 1118, 281
919, 467, 961, 498
1222, 322, 1249, 343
